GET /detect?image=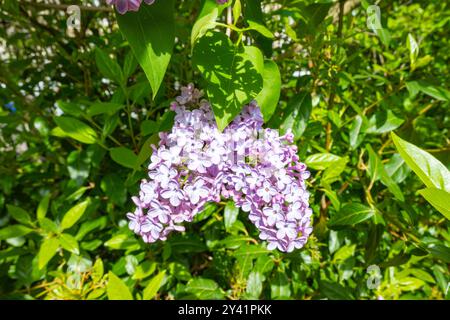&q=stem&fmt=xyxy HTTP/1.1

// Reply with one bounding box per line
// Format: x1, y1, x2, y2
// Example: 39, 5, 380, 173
226, 5, 232, 37
126, 98, 137, 151
19, 1, 113, 12
325, 0, 345, 152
